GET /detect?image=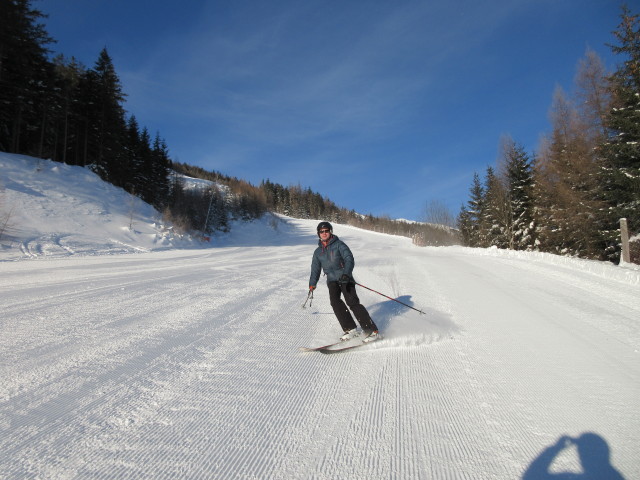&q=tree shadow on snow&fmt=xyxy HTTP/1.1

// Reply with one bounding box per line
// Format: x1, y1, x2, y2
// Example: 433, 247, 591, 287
2, 177, 47, 198
522, 432, 626, 480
